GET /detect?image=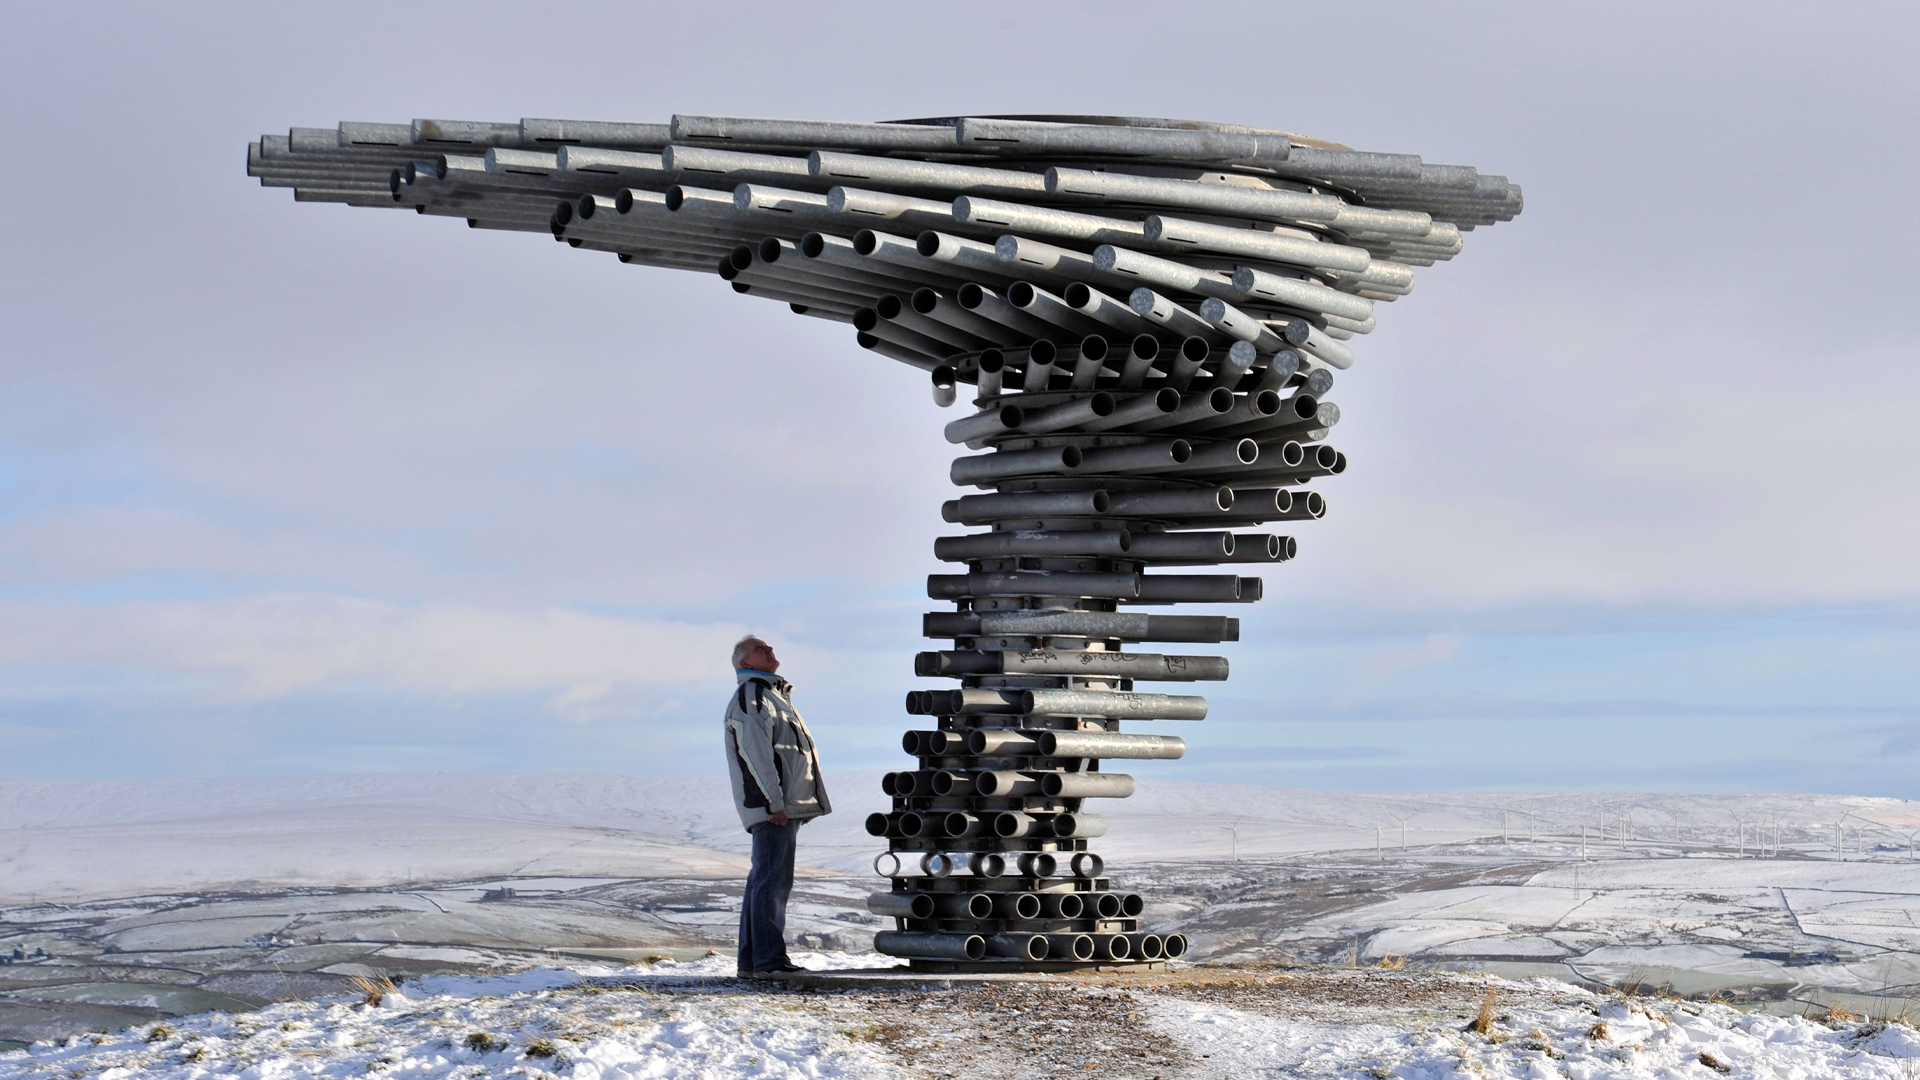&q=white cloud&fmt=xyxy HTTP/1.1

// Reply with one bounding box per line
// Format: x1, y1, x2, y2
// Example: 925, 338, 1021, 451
0, 597, 748, 711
